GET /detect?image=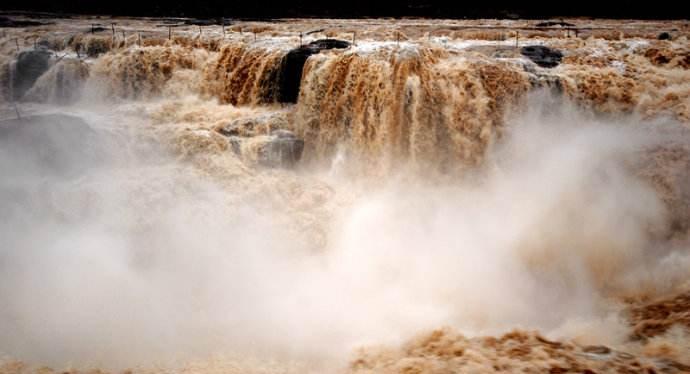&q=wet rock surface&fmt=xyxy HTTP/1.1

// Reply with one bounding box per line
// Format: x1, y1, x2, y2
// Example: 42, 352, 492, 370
219, 128, 304, 168
217, 114, 284, 137
277, 39, 350, 103
0, 114, 105, 177
11, 49, 53, 100
24, 58, 90, 104
535, 21, 576, 27
521, 45, 563, 68
215, 114, 304, 168
258, 129, 305, 167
